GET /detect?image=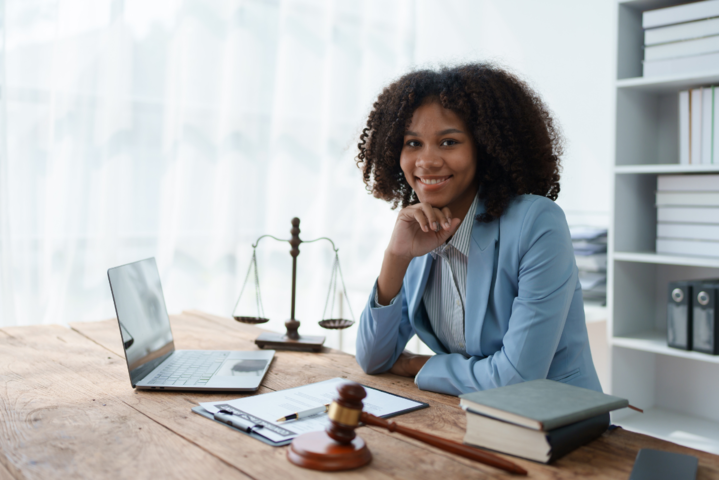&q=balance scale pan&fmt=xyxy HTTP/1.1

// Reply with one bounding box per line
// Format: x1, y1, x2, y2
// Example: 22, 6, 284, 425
318, 319, 354, 330
233, 316, 270, 325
